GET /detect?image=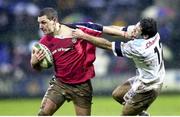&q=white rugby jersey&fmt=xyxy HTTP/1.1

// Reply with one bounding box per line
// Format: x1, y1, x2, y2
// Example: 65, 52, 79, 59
112, 33, 165, 84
